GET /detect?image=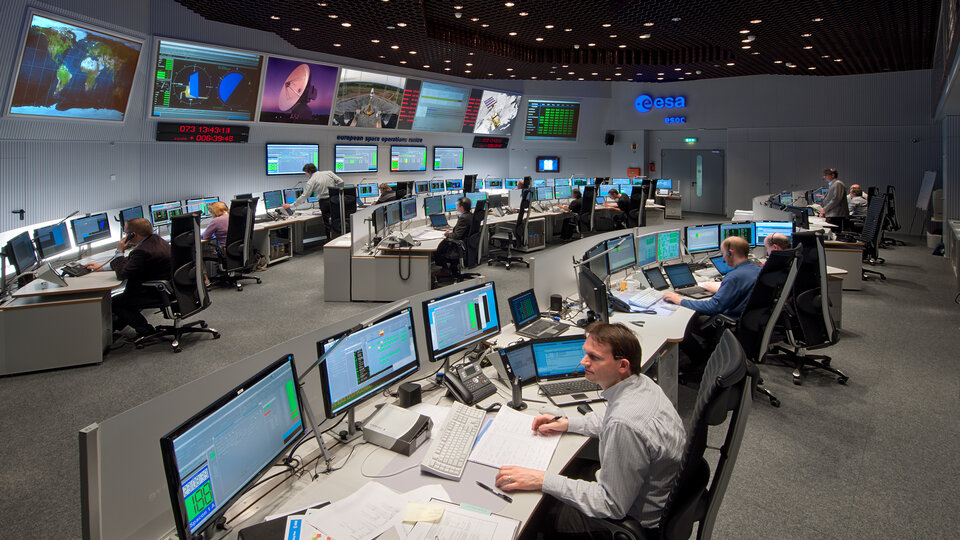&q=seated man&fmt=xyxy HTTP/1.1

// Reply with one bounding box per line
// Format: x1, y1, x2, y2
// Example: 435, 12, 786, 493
600, 188, 629, 228
433, 197, 472, 276
495, 322, 685, 536
87, 217, 171, 339
663, 236, 760, 363
561, 188, 583, 214
764, 232, 791, 254
847, 187, 868, 218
